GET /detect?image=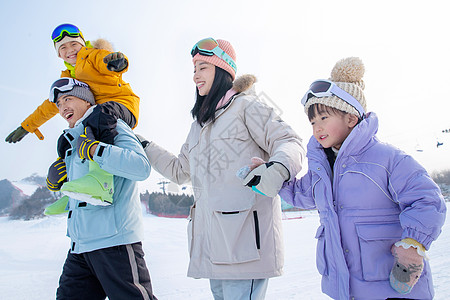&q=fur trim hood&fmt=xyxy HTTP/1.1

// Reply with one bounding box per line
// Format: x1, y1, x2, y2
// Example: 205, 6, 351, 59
91, 38, 114, 52
233, 74, 257, 94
